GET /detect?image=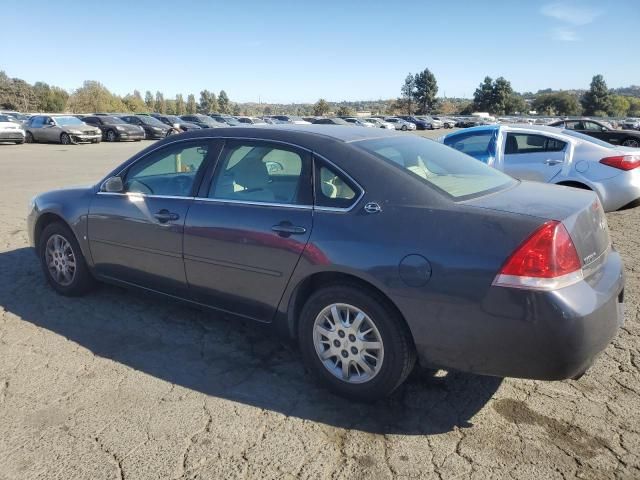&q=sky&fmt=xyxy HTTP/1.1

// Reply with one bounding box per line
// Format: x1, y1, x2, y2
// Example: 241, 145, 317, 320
2, 0, 639, 103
